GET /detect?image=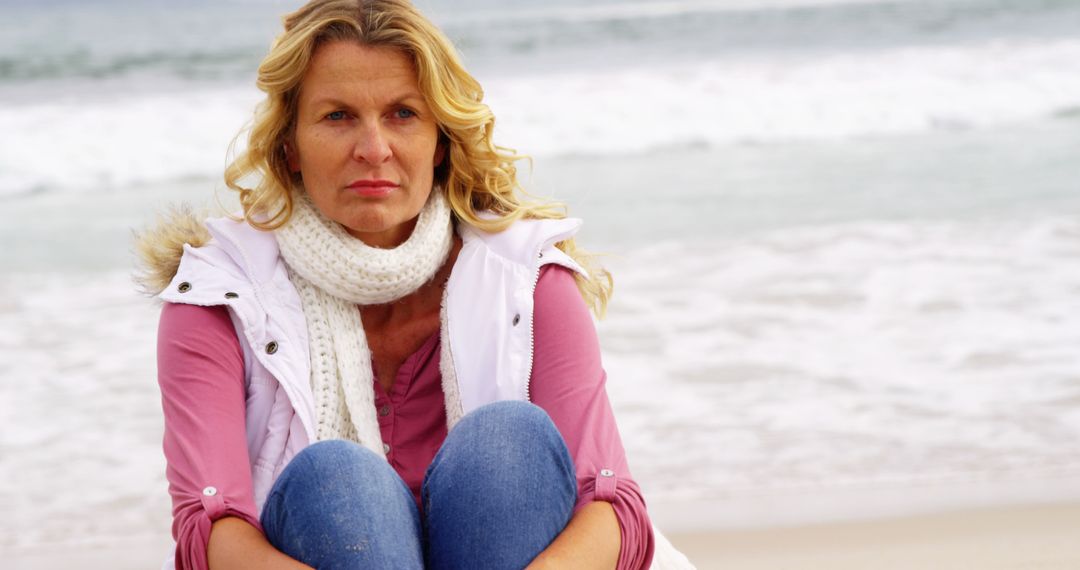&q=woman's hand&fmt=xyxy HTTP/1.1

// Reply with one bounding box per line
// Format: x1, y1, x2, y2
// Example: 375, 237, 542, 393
526, 501, 621, 570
